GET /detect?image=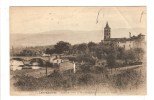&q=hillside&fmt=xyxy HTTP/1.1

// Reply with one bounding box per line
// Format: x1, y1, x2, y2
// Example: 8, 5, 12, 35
10, 28, 146, 48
